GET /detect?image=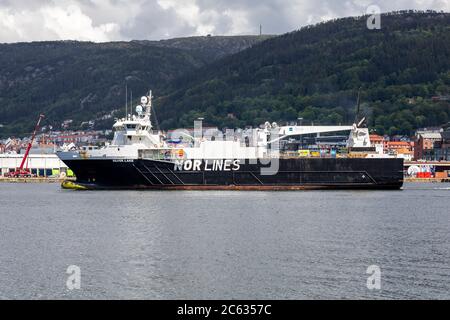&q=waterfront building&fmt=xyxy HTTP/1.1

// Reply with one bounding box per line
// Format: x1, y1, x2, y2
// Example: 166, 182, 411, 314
369, 134, 386, 155
414, 130, 442, 160
421, 127, 450, 161
0, 153, 69, 177
386, 141, 414, 161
